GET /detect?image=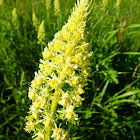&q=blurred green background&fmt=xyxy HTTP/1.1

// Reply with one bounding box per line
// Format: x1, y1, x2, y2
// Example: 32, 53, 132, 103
0, 0, 140, 139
